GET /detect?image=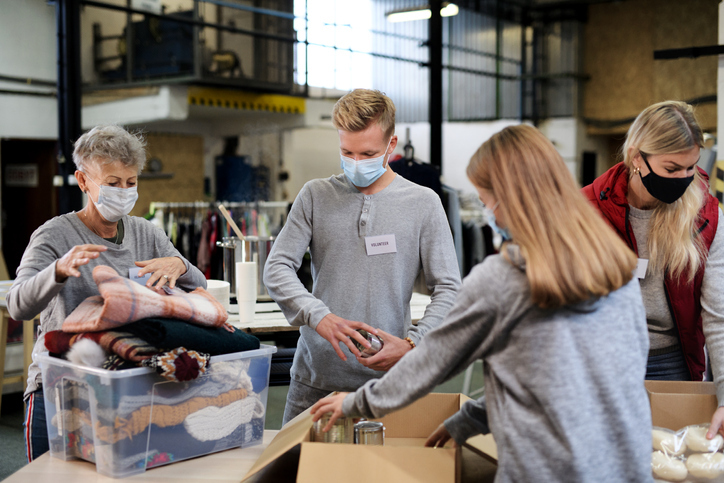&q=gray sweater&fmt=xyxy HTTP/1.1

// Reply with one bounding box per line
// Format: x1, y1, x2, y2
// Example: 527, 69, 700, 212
7, 212, 207, 397
263, 173, 461, 392
343, 252, 653, 483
